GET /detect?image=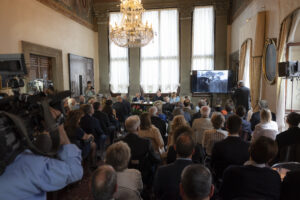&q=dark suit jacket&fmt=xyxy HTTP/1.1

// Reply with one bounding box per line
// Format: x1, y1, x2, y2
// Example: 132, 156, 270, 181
250, 111, 277, 131
220, 165, 281, 200
167, 145, 204, 164
132, 96, 145, 102
80, 114, 105, 137
233, 86, 251, 111
113, 102, 128, 123
122, 100, 131, 116
211, 136, 250, 180
153, 95, 164, 102
154, 159, 193, 200
151, 116, 167, 139
93, 111, 110, 134
281, 170, 300, 200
